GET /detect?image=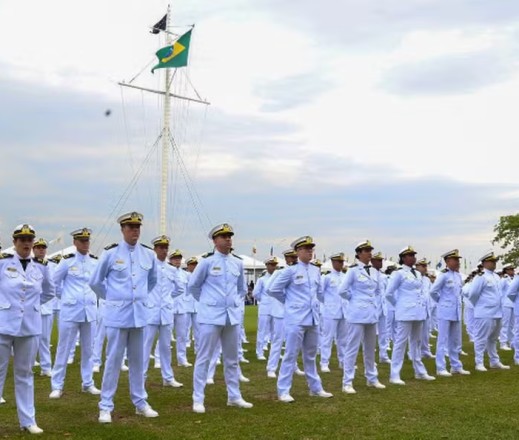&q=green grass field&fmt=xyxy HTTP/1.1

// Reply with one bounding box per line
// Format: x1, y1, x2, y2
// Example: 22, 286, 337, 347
1, 307, 519, 439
